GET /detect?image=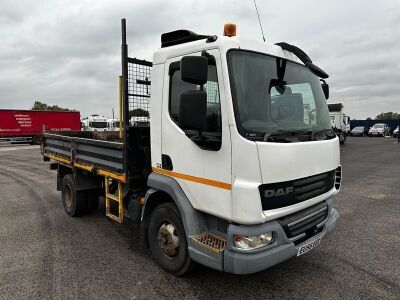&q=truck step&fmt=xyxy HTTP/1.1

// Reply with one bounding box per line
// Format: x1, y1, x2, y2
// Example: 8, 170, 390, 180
192, 233, 226, 253
105, 177, 124, 223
